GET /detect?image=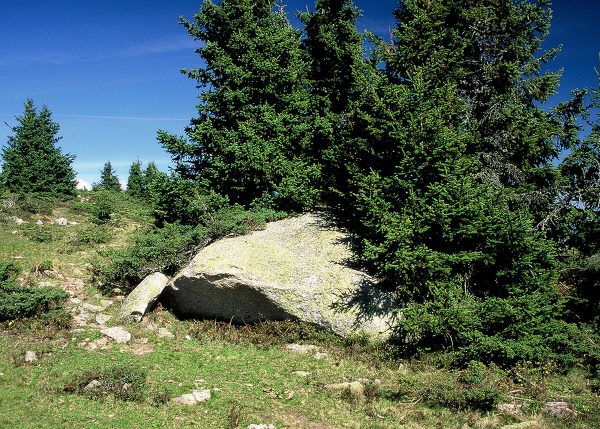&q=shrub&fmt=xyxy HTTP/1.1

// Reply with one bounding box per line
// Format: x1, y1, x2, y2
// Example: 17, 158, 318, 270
397, 364, 503, 411
23, 224, 53, 243
90, 190, 116, 224
74, 226, 112, 244
17, 193, 56, 215
94, 223, 206, 294
0, 261, 68, 321
64, 365, 147, 402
